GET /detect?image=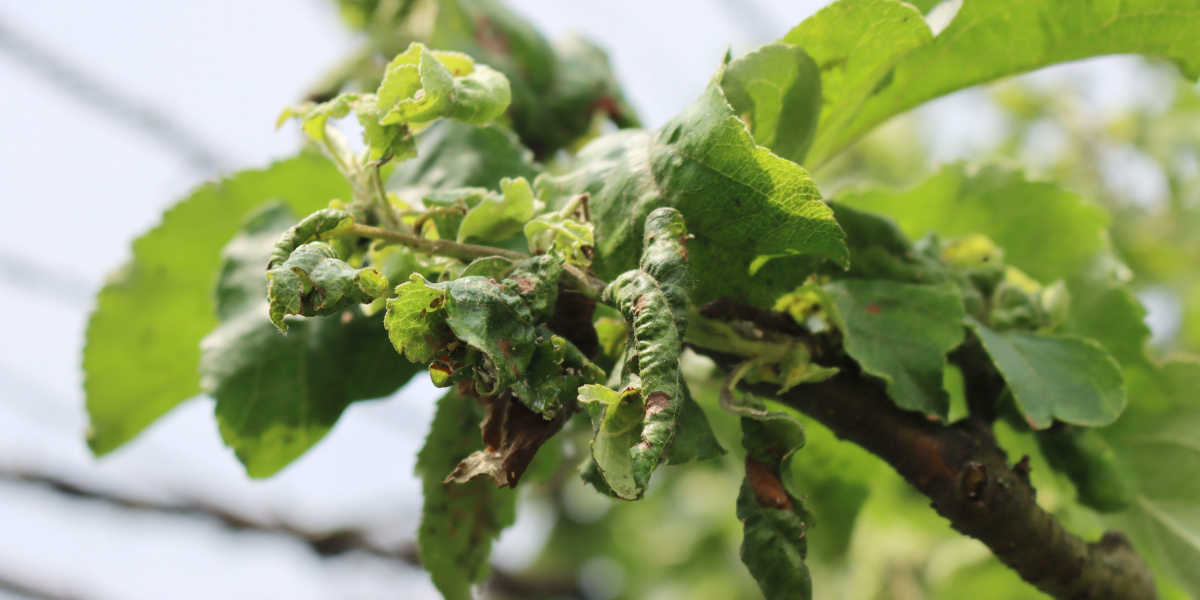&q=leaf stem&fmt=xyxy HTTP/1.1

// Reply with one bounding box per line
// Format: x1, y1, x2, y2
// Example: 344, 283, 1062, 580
341, 223, 529, 261
561, 263, 607, 301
